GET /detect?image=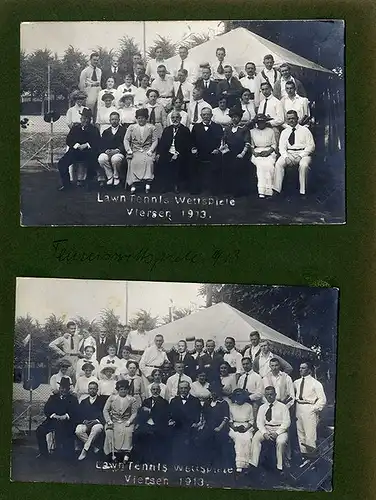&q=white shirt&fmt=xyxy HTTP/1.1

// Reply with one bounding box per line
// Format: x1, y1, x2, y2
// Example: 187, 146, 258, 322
256, 68, 280, 89
244, 344, 261, 360
239, 75, 257, 94
134, 86, 151, 108
66, 104, 86, 128
139, 345, 169, 378
97, 88, 117, 108
258, 95, 284, 127
145, 59, 171, 81
98, 378, 116, 397
237, 370, 263, 400
79, 65, 102, 91
125, 330, 151, 352
116, 84, 137, 106
173, 58, 198, 83
74, 375, 99, 402
294, 375, 326, 411
76, 358, 99, 378
212, 107, 232, 127
165, 373, 192, 401
50, 372, 73, 393
210, 59, 238, 80
263, 372, 295, 409
281, 94, 310, 126
151, 76, 175, 98
257, 400, 290, 435
167, 110, 188, 127
119, 106, 137, 125
187, 99, 212, 127
240, 102, 256, 123
257, 352, 275, 378
99, 355, 122, 371
173, 80, 194, 102
223, 348, 244, 374
279, 124, 315, 158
